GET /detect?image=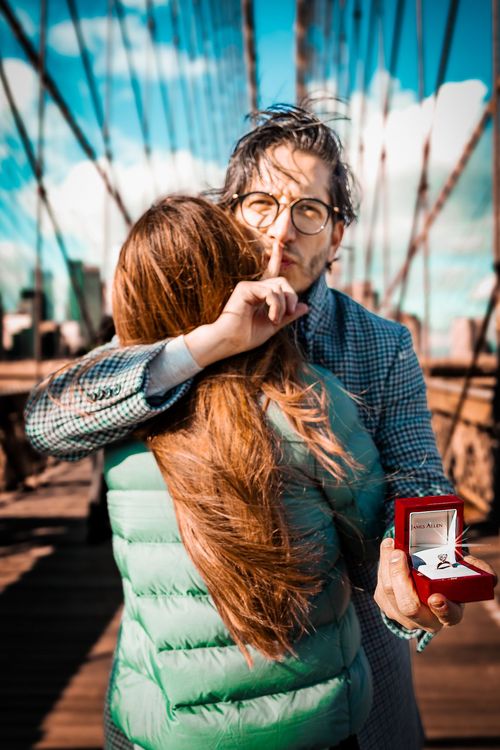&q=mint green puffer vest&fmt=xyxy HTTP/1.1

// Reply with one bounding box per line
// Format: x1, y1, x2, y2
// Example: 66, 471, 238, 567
105, 366, 385, 750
